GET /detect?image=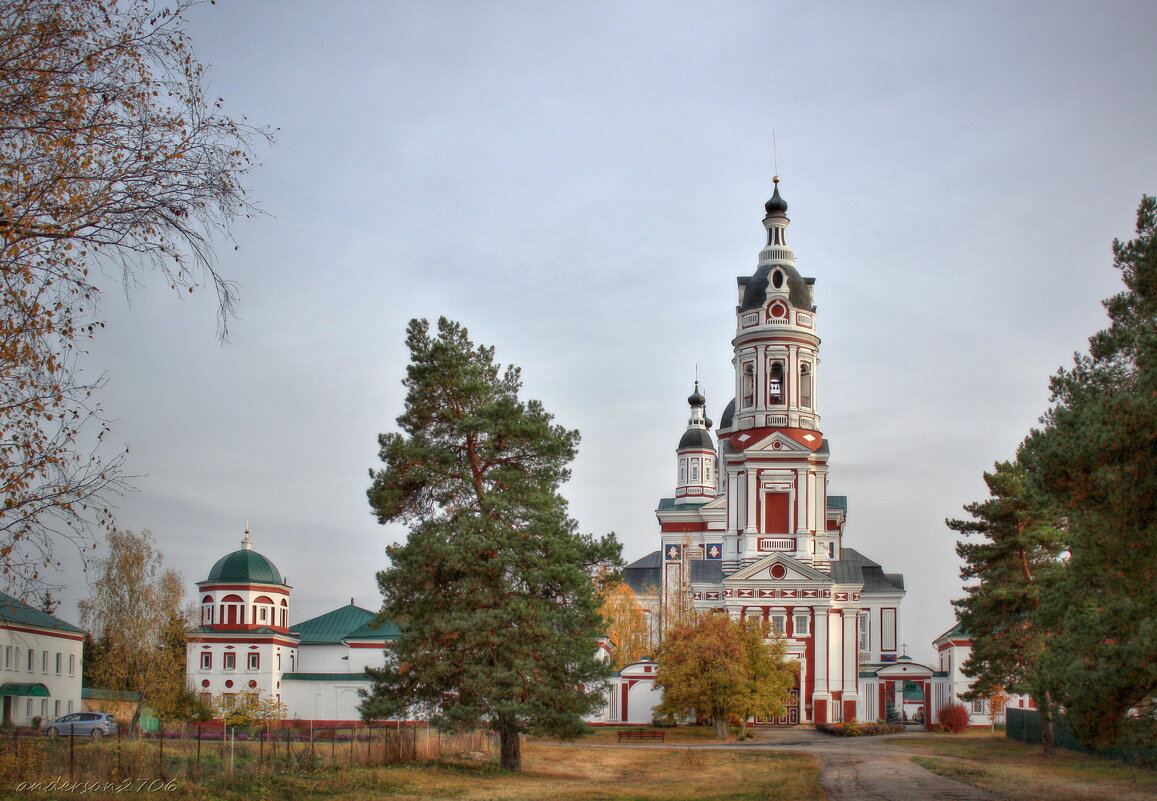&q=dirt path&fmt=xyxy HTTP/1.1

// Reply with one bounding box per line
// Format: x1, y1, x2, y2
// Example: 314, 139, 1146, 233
565, 729, 1003, 801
